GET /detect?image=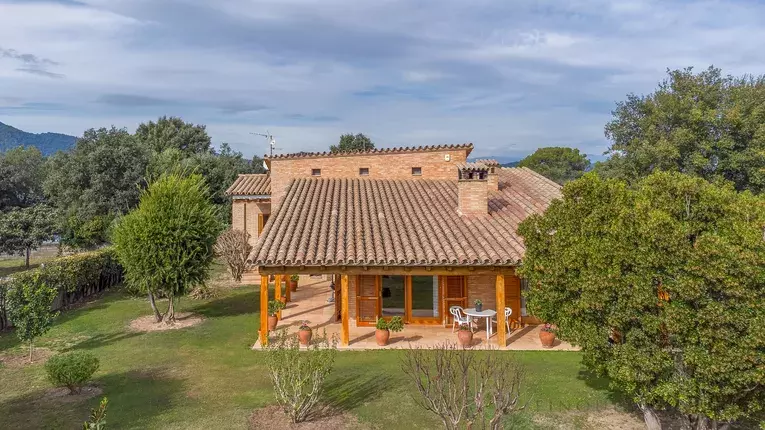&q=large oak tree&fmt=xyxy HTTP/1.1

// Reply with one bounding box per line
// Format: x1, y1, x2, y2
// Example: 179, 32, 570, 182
517, 147, 590, 184
518, 172, 764, 429
599, 66, 765, 193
